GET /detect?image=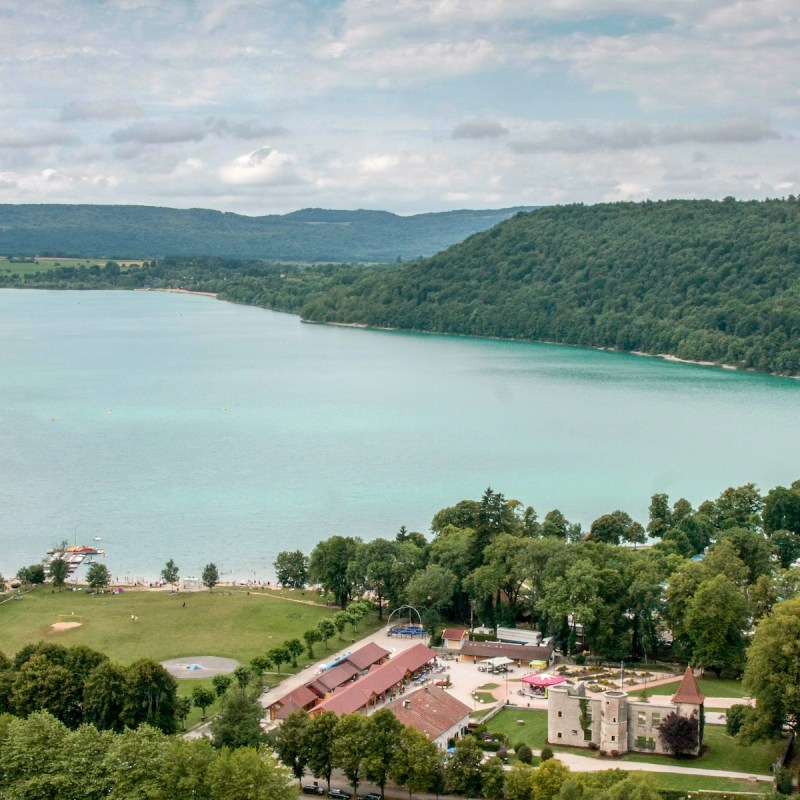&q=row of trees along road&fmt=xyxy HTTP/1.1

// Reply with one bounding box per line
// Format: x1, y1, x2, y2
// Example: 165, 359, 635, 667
277, 480, 800, 741
274, 707, 714, 800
